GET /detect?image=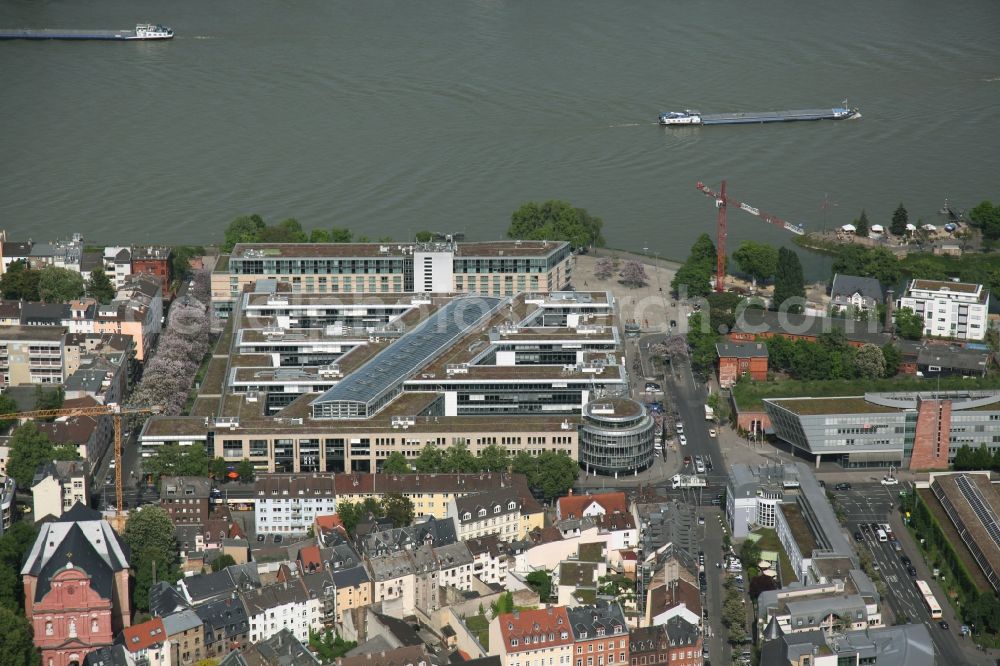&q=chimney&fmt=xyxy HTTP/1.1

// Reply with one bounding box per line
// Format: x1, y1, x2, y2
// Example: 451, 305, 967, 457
884, 289, 895, 334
